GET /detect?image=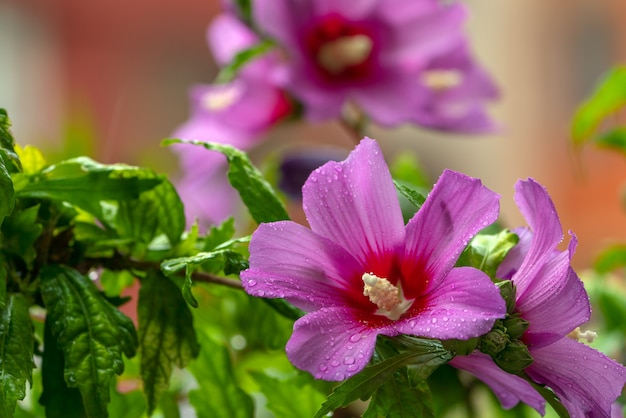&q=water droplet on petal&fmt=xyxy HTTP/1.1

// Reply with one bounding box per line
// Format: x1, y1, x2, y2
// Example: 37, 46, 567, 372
431, 318, 437, 324
349, 334, 362, 343
258, 290, 265, 297
331, 360, 340, 367
347, 364, 359, 372
248, 280, 257, 287
319, 363, 328, 371
409, 320, 416, 328
335, 372, 345, 380
344, 357, 355, 365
